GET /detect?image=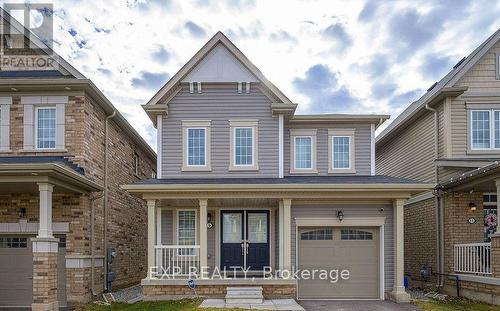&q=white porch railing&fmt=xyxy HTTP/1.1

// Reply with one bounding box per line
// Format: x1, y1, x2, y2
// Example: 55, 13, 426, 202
154, 245, 200, 277
454, 243, 492, 275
